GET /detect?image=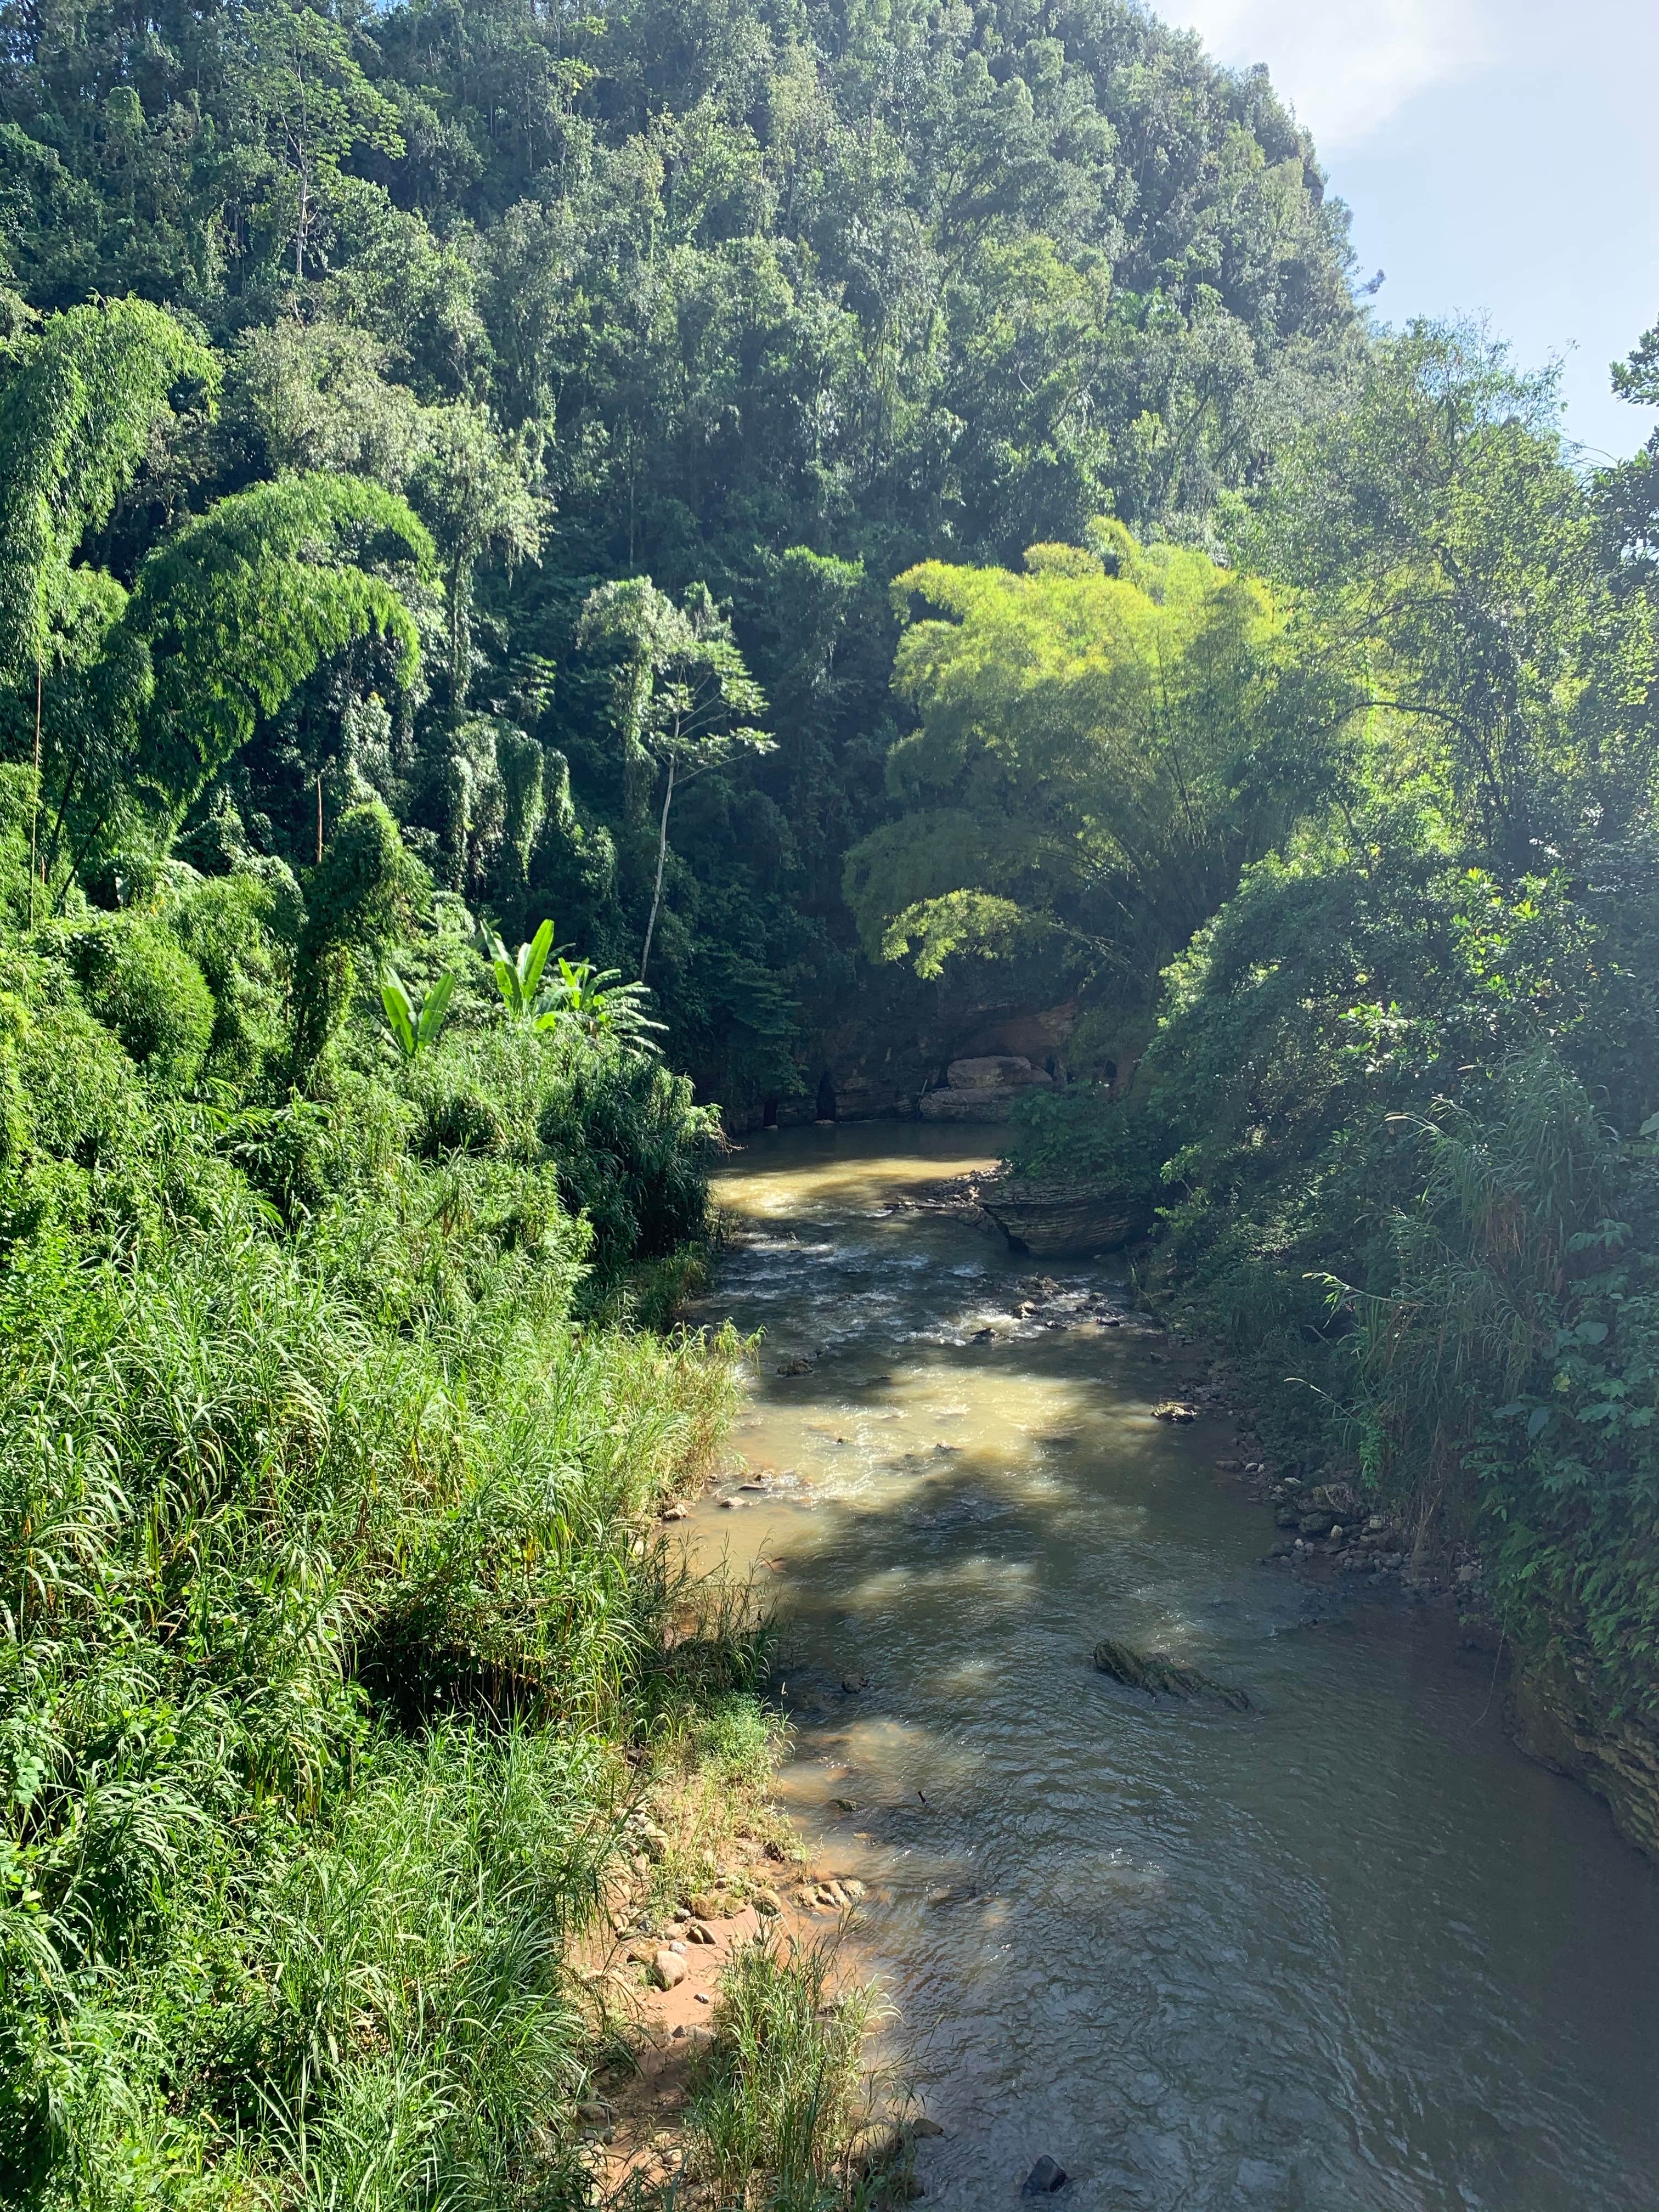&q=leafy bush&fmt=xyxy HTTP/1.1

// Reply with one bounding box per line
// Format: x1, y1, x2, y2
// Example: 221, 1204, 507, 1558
63, 912, 215, 1092
1348, 1059, 1659, 1720
1006, 1084, 1172, 1195
400, 1025, 720, 1286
